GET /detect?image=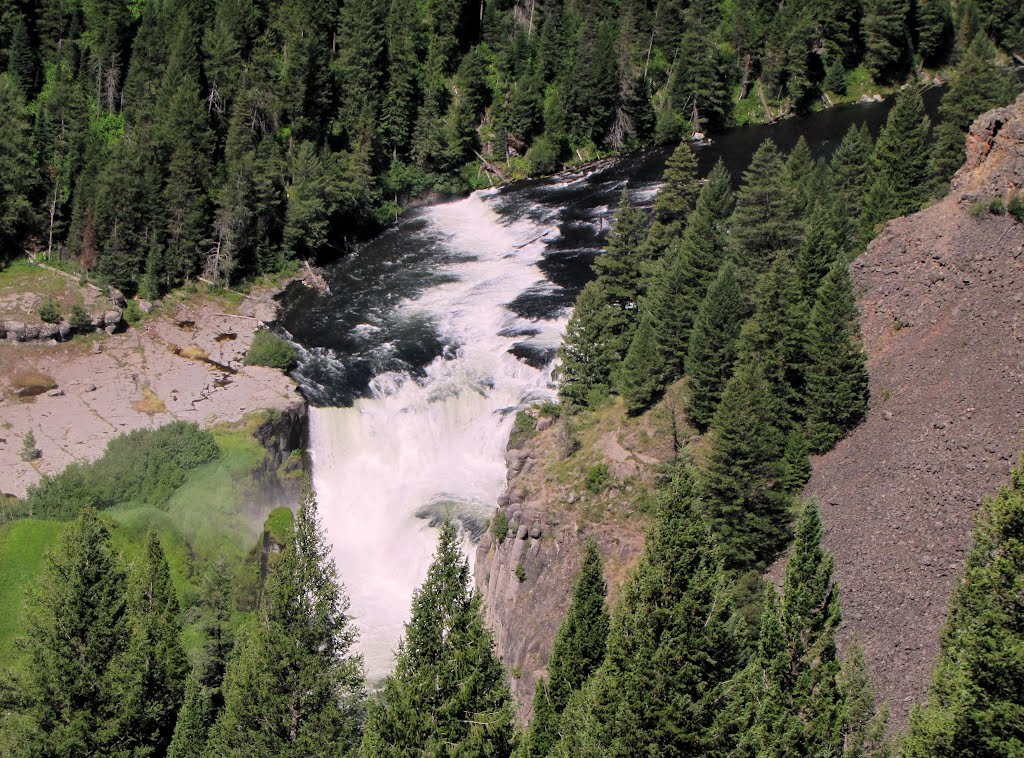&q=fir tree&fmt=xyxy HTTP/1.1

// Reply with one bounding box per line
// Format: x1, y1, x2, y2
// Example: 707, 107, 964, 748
916, 0, 951, 64
702, 358, 790, 570
805, 261, 869, 453
783, 136, 817, 222
780, 428, 812, 494
208, 488, 365, 755
0, 74, 35, 260
557, 280, 618, 407
645, 160, 735, 378
522, 539, 609, 758
796, 200, 843, 303
685, 262, 748, 431
903, 460, 1024, 757
555, 467, 741, 756
837, 643, 892, 758
829, 123, 875, 251
863, 0, 910, 83
643, 140, 700, 260
360, 521, 514, 757
6, 13, 35, 96
115, 530, 188, 756
730, 139, 803, 282
615, 311, 667, 415
863, 85, 932, 226
18, 509, 130, 757
593, 190, 648, 319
